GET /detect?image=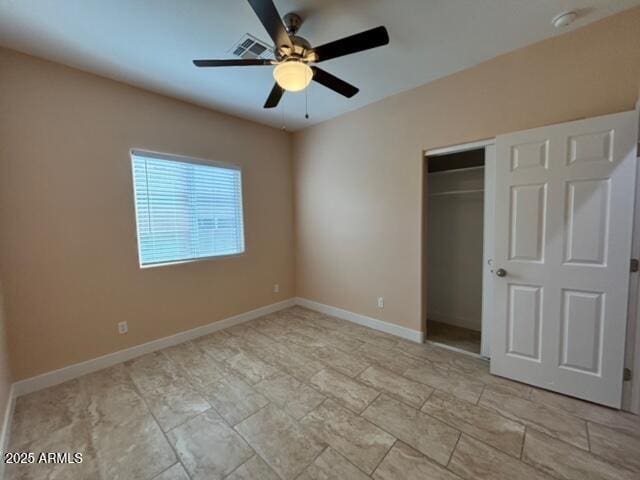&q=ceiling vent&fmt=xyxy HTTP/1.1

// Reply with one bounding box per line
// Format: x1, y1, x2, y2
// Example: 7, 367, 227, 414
230, 34, 274, 60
